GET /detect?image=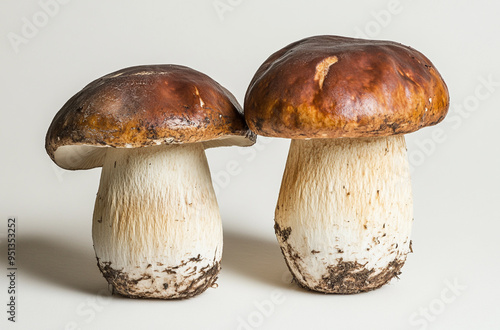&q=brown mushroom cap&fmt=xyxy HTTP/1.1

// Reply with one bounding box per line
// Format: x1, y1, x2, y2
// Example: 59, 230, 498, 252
244, 35, 450, 139
46, 64, 256, 170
